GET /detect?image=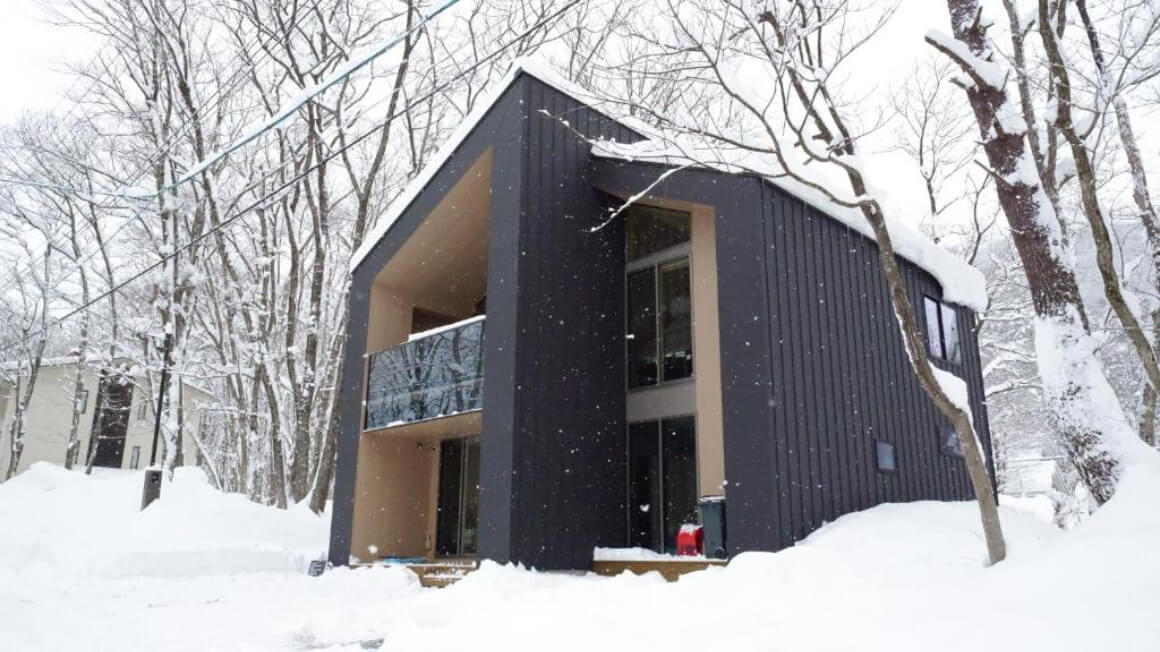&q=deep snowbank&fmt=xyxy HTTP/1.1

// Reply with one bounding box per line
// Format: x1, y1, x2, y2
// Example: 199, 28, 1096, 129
0, 462, 328, 577
2, 461, 1159, 651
